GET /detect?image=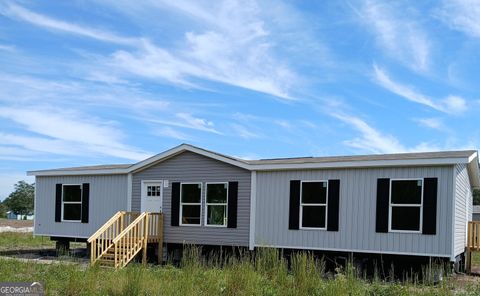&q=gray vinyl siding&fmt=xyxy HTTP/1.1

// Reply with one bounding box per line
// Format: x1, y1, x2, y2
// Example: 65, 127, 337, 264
453, 164, 472, 257
132, 151, 251, 246
34, 175, 128, 238
255, 166, 454, 257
